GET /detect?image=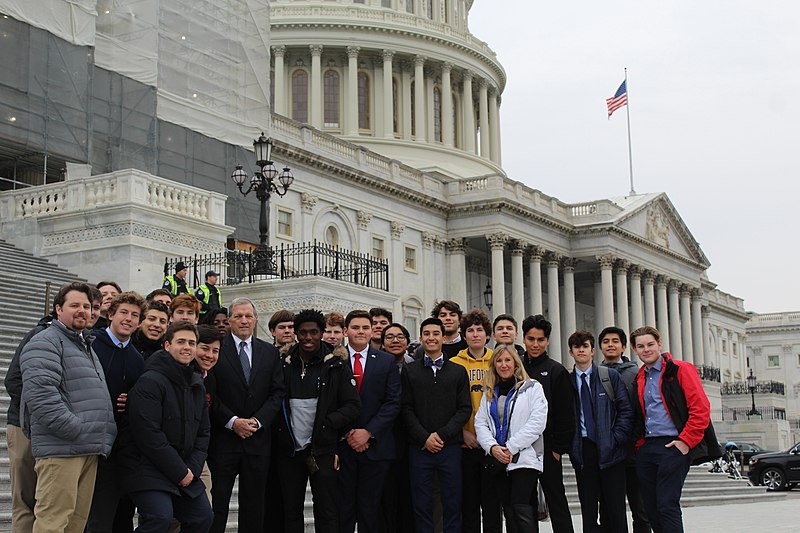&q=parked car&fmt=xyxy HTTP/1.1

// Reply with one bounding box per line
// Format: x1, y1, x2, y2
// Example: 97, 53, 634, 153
729, 441, 771, 464
748, 442, 800, 490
